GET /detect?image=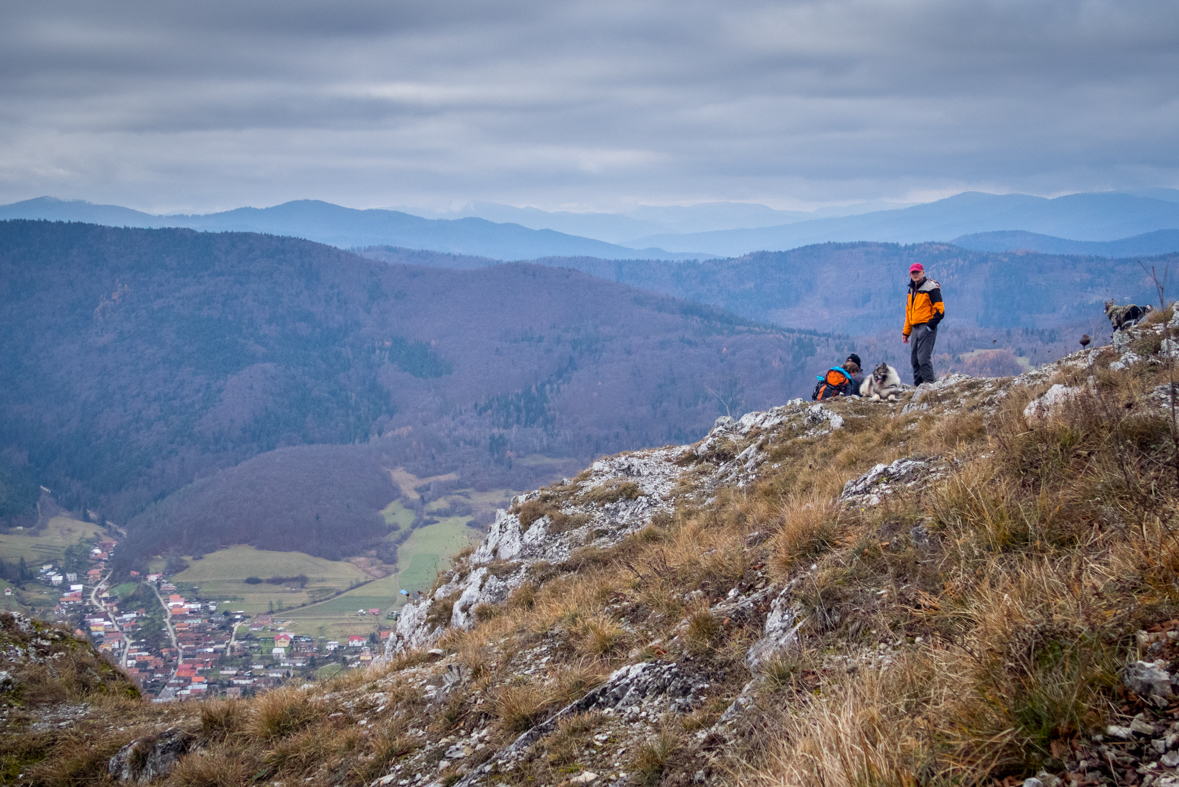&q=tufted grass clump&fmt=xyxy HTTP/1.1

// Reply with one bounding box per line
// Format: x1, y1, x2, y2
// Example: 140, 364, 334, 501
249, 686, 322, 741
492, 683, 554, 735
575, 614, 631, 657
630, 722, 684, 786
